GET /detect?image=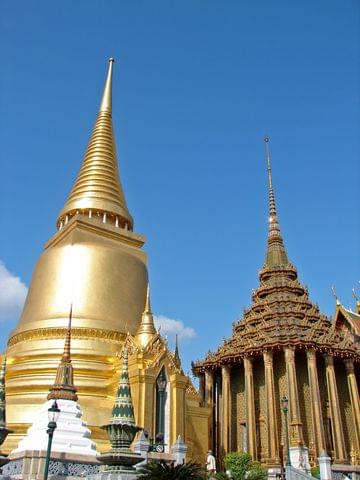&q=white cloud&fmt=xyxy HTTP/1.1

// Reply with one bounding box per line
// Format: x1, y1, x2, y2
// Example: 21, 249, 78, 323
0, 262, 28, 321
154, 315, 197, 341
